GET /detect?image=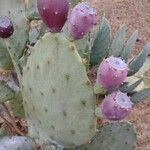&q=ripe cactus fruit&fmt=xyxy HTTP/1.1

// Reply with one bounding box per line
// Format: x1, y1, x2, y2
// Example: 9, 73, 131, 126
22, 33, 96, 147
67, 2, 96, 40
0, 16, 14, 39
37, 0, 69, 33
101, 91, 132, 121
96, 56, 128, 90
